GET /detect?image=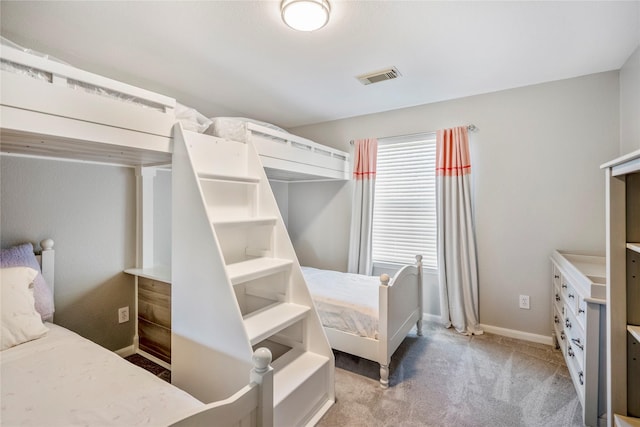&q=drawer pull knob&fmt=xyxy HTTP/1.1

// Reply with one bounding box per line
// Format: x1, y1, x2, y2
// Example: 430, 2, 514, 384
568, 293, 575, 299
554, 315, 559, 324
565, 318, 572, 329
579, 371, 584, 385
571, 338, 584, 350
560, 331, 566, 340
562, 284, 568, 289
554, 275, 560, 279
555, 294, 561, 302
578, 308, 585, 314
568, 347, 575, 357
